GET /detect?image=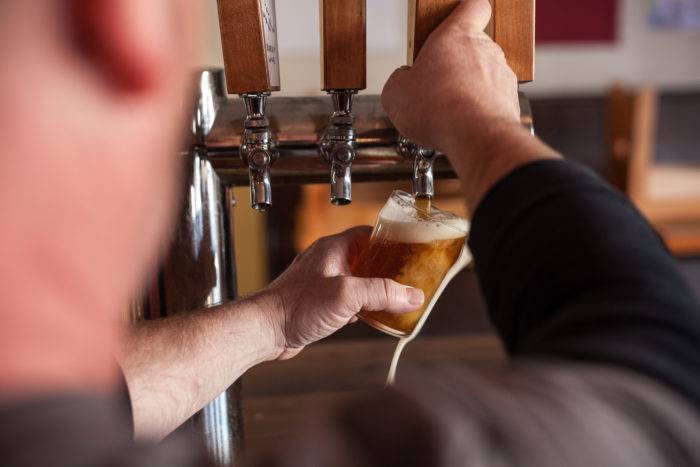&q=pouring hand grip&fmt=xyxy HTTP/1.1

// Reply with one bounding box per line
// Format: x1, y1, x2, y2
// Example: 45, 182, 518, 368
408, 0, 535, 82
